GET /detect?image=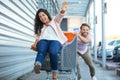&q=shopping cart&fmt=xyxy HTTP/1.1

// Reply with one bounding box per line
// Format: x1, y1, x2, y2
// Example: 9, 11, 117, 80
41, 32, 78, 80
